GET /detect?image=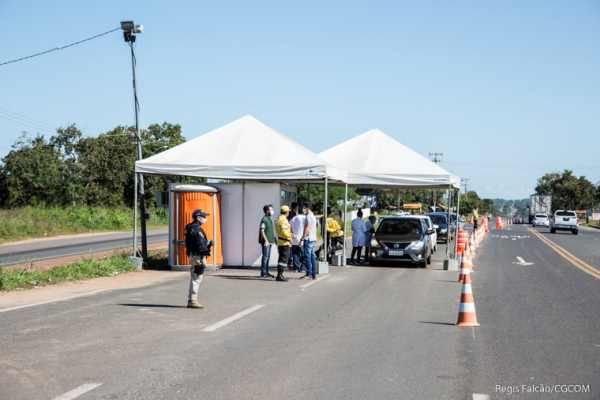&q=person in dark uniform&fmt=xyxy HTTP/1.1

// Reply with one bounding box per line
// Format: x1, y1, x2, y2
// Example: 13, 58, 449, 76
184, 209, 212, 309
